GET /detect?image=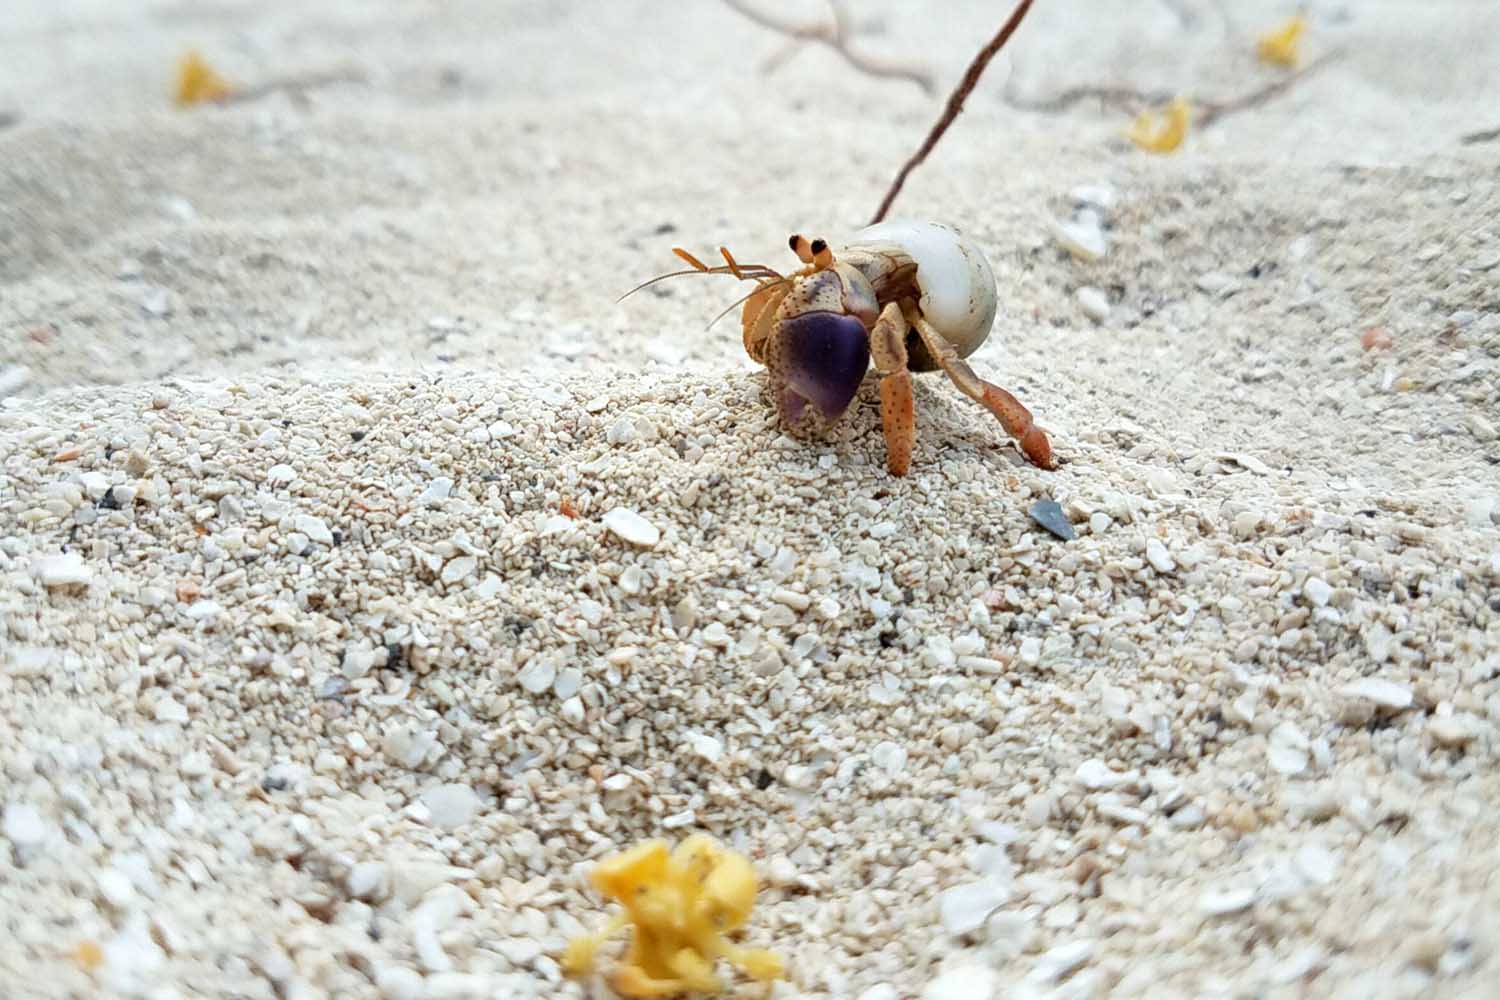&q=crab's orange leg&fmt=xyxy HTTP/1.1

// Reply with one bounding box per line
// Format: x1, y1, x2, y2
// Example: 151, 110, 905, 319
869, 301, 916, 476
906, 309, 1056, 470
